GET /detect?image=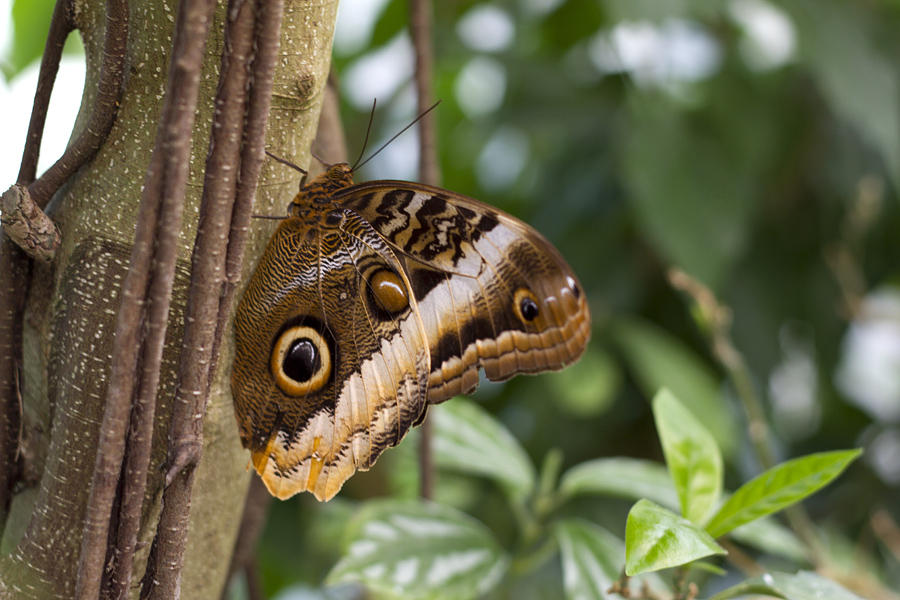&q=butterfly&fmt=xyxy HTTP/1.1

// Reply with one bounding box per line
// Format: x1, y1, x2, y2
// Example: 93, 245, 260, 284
231, 159, 591, 501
